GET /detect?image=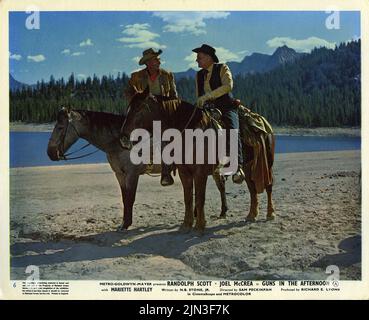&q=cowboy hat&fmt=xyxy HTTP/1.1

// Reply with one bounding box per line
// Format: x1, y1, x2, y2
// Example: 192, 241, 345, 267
192, 44, 219, 63
139, 48, 163, 65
